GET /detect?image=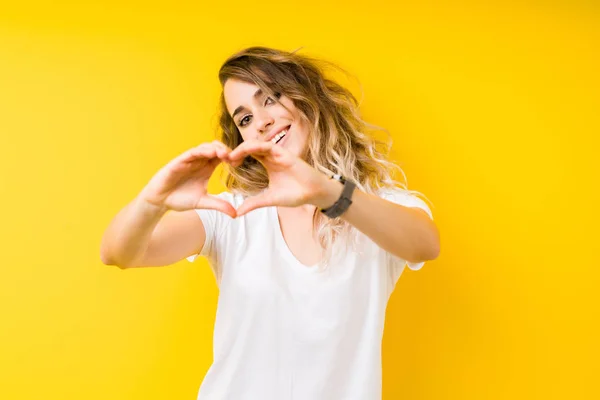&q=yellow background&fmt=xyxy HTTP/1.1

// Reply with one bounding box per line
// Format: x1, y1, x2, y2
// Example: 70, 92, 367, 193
1, 1, 598, 399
